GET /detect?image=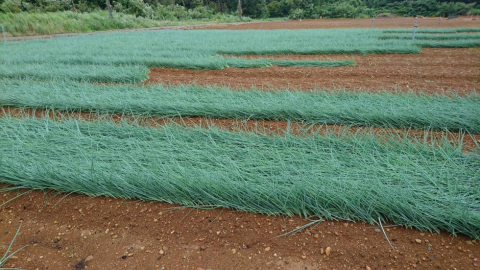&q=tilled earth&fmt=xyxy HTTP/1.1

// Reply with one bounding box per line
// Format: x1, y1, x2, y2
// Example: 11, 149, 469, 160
1, 191, 479, 270
147, 48, 480, 94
